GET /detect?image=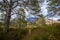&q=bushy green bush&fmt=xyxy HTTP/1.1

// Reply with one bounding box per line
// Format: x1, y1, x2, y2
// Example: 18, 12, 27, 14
0, 28, 28, 40
0, 23, 60, 40
30, 23, 60, 40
